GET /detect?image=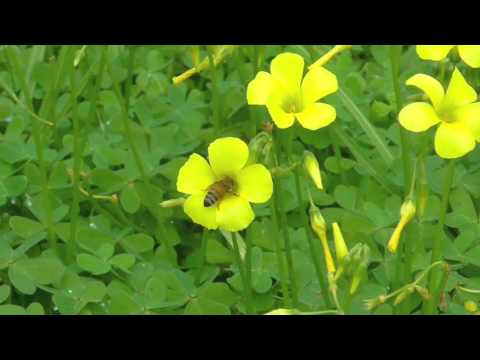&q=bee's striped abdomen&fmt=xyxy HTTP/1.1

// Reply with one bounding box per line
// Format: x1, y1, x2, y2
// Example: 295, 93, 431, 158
204, 191, 219, 207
